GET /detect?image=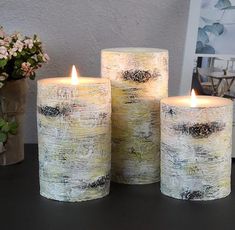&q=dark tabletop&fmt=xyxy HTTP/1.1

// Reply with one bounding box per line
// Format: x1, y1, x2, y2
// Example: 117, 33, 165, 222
0, 144, 235, 230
